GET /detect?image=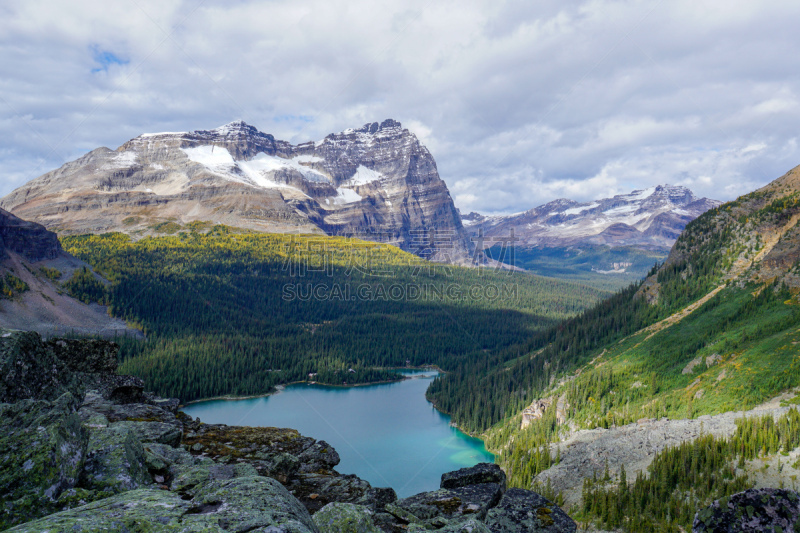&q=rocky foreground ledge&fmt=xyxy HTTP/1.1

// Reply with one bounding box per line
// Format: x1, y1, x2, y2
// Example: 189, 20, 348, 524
3, 330, 792, 532
0, 330, 576, 532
